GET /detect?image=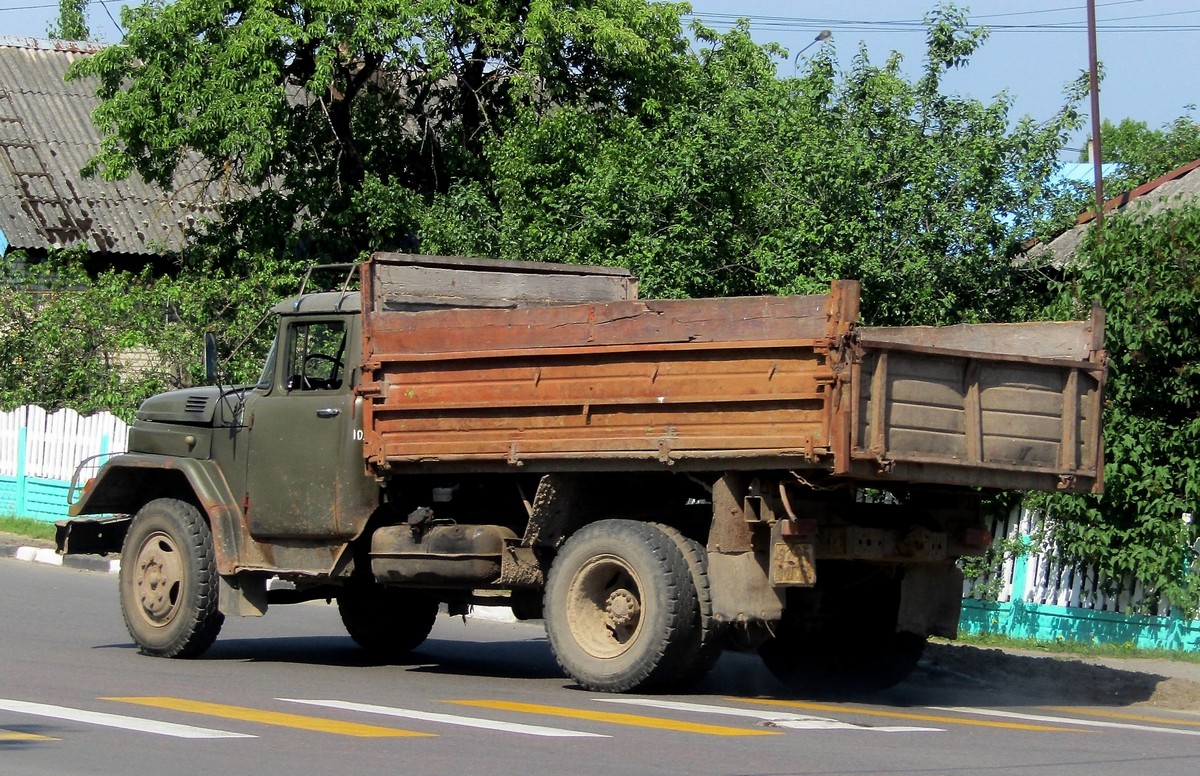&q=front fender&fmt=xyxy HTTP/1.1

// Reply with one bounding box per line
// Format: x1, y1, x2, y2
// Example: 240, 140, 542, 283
68, 453, 245, 575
